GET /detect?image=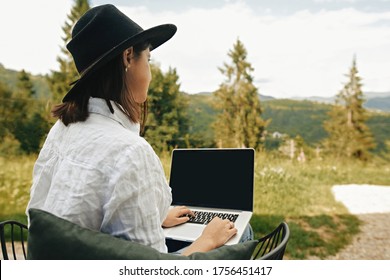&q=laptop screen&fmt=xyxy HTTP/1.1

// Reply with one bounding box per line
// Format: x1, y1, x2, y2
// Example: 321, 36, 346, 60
169, 149, 254, 211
